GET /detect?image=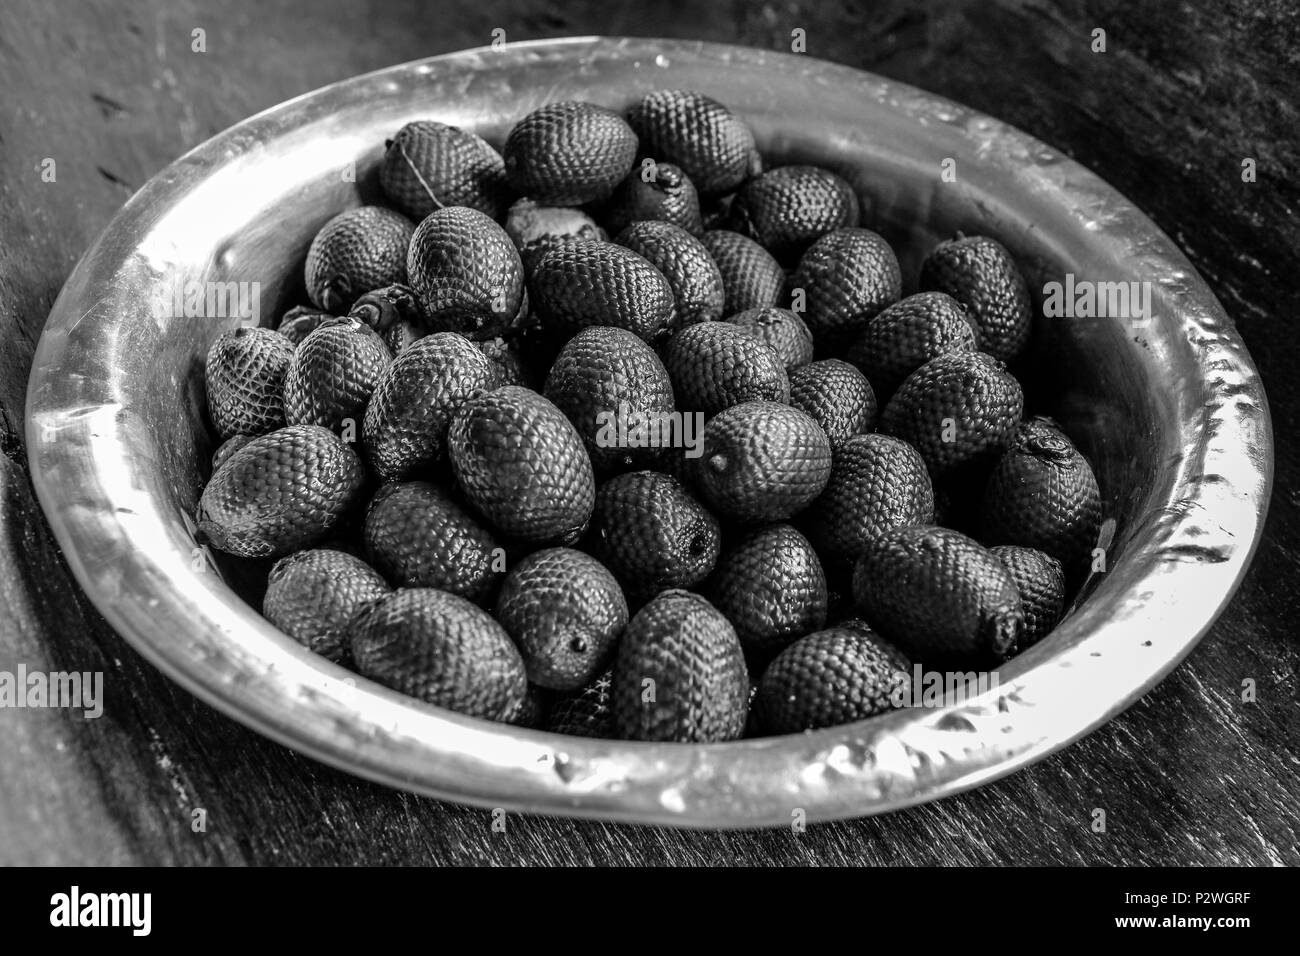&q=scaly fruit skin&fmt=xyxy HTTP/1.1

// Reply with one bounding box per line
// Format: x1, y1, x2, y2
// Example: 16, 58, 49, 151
304, 206, 415, 314
503, 198, 606, 269
283, 317, 391, 433
495, 548, 628, 691
362, 481, 503, 604
755, 626, 910, 733
731, 166, 860, 261
661, 321, 790, 417
379, 120, 511, 222
543, 326, 676, 475
852, 525, 1023, 668
726, 307, 813, 372
197, 424, 366, 559
205, 327, 295, 440
699, 229, 785, 315
504, 102, 638, 205
529, 239, 676, 345
982, 419, 1102, 571
277, 306, 332, 346
847, 291, 978, 399
602, 162, 703, 236
792, 227, 901, 353
211, 434, 253, 473
692, 401, 832, 523
350, 588, 526, 722
508, 684, 552, 729
707, 524, 827, 665
788, 359, 877, 451
627, 89, 759, 196
348, 283, 428, 356
263, 548, 390, 663
406, 206, 526, 340
612, 590, 749, 742
880, 351, 1023, 479
448, 386, 595, 545
614, 221, 724, 329
802, 433, 934, 569
991, 545, 1065, 649
362, 332, 500, 481
546, 670, 614, 738
586, 470, 720, 606
919, 235, 1032, 364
